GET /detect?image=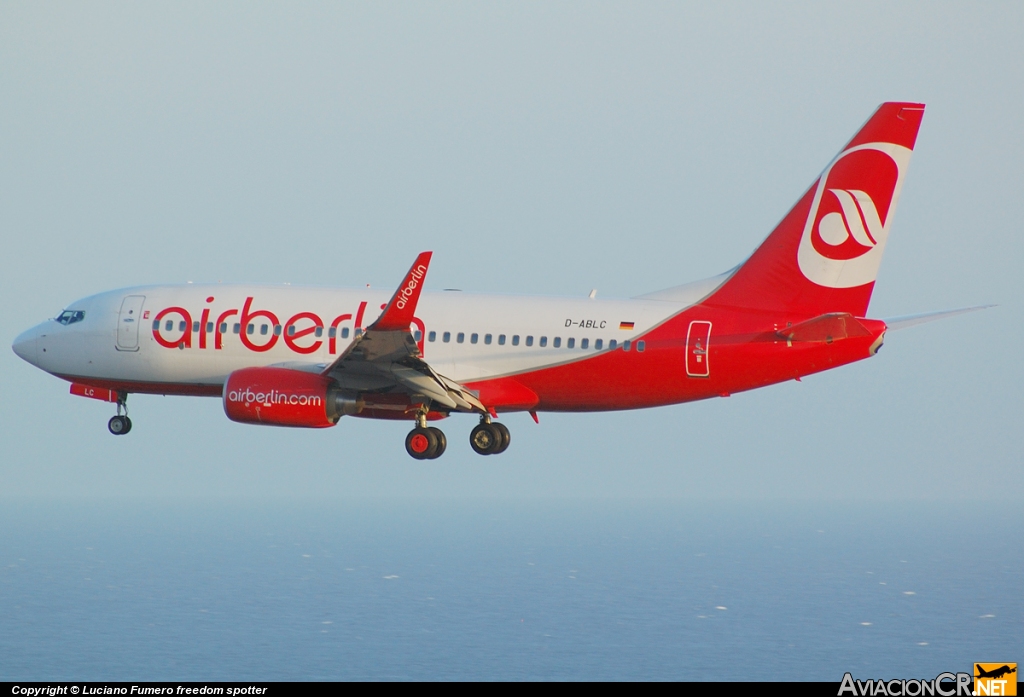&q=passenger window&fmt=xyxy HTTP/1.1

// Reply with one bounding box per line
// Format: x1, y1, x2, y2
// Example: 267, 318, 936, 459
623, 340, 631, 351
540, 336, 547, 347
260, 324, 268, 335
153, 320, 160, 331
554, 337, 561, 348
457, 332, 465, 343
581, 338, 589, 349
328, 327, 337, 338
443, 331, 451, 343
471, 333, 479, 344
485, 334, 492, 345
342, 327, 351, 339
567, 338, 575, 349
206, 322, 214, 333
595, 339, 603, 350
233, 323, 241, 334
512, 335, 520, 346
498, 334, 506, 345
165, 320, 173, 331
220, 323, 228, 333
414, 330, 422, 342
192, 322, 200, 333
526, 336, 533, 346
287, 325, 295, 336
428, 330, 436, 342
637, 340, 646, 352
315, 327, 323, 338
247, 324, 254, 335
274, 325, 282, 336
609, 339, 617, 349
180, 321, 188, 332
